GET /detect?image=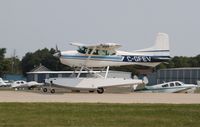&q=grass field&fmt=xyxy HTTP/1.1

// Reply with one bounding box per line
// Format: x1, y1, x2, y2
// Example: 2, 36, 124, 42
0, 103, 200, 127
